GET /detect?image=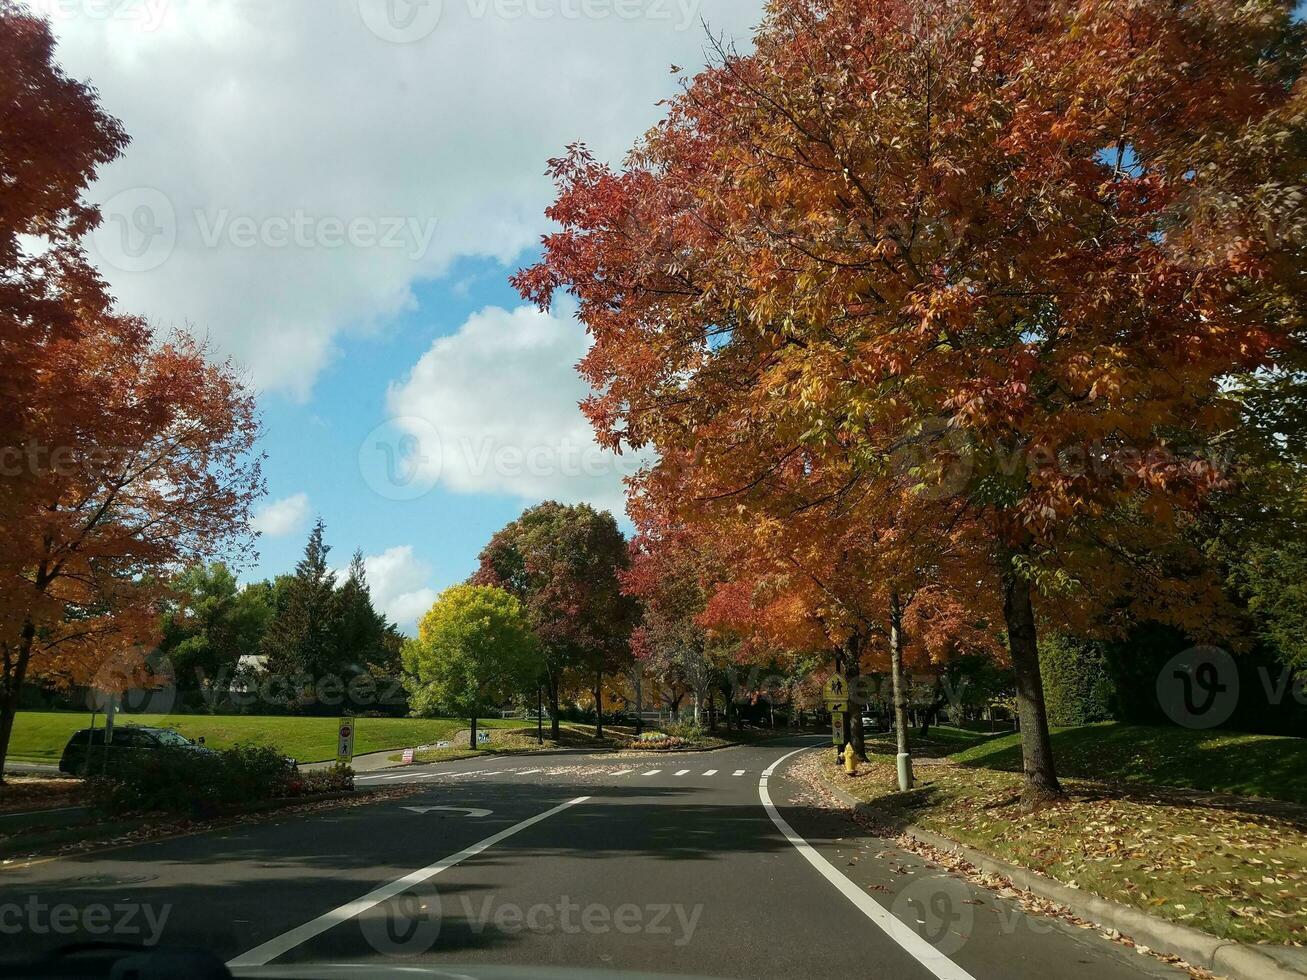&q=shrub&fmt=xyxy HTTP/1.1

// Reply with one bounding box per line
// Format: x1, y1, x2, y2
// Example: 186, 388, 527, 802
663, 721, 705, 741
1039, 634, 1116, 727
296, 764, 354, 795
89, 744, 298, 816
